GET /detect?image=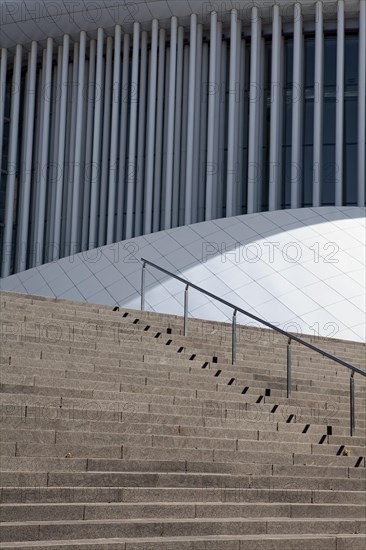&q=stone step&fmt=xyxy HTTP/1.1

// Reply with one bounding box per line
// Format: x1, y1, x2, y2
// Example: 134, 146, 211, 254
1, 397, 362, 435
1, 294, 363, 350
1, 470, 363, 491
1, 501, 365, 523
1, 291, 365, 549
4, 344, 364, 379
2, 373, 364, 414
3, 327, 363, 363
2, 486, 365, 505
3, 439, 364, 469
3, 353, 362, 398
2, 363, 363, 401
1, 517, 365, 543
2, 367, 365, 407
2, 384, 363, 424
1, 452, 364, 478
2, 401, 364, 440
3, 327, 364, 363
1, 533, 366, 550
1, 415, 364, 448
1, 305, 362, 360
2, 432, 366, 466
4, 327, 363, 367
